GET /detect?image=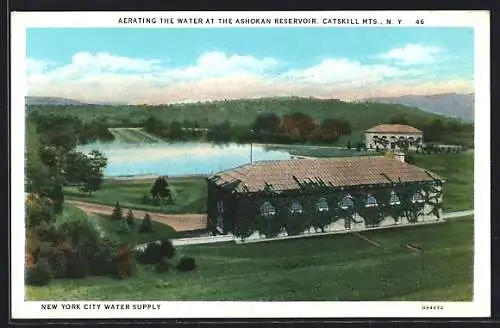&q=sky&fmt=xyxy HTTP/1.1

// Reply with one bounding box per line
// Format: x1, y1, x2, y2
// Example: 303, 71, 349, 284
26, 27, 474, 104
